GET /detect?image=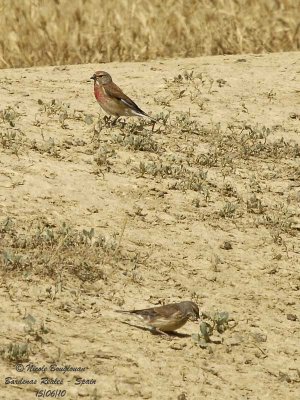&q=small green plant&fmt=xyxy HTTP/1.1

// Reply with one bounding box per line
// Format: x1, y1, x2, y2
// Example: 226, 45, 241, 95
154, 96, 172, 107
0, 219, 133, 280
93, 146, 116, 174
0, 217, 14, 233
1, 106, 20, 126
192, 311, 230, 349
247, 194, 265, 214
219, 201, 238, 218
23, 314, 50, 342
37, 99, 89, 128
31, 136, 60, 157
0, 128, 26, 155
2, 250, 23, 268
113, 131, 159, 153
1, 342, 29, 362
